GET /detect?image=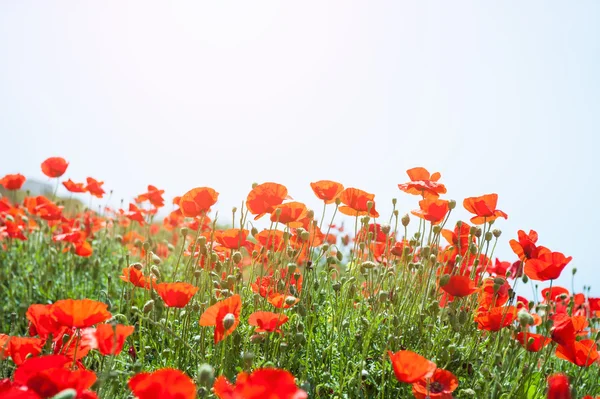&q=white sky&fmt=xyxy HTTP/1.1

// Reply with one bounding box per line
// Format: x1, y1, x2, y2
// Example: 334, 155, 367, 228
1, 1, 599, 295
